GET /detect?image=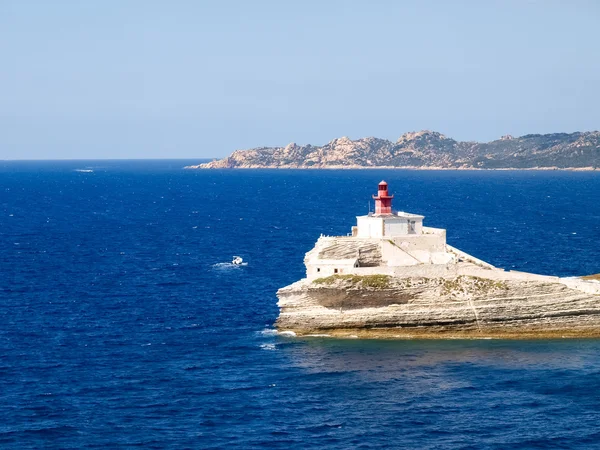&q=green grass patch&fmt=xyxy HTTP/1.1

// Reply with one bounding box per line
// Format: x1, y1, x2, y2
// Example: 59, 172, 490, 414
313, 274, 391, 288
